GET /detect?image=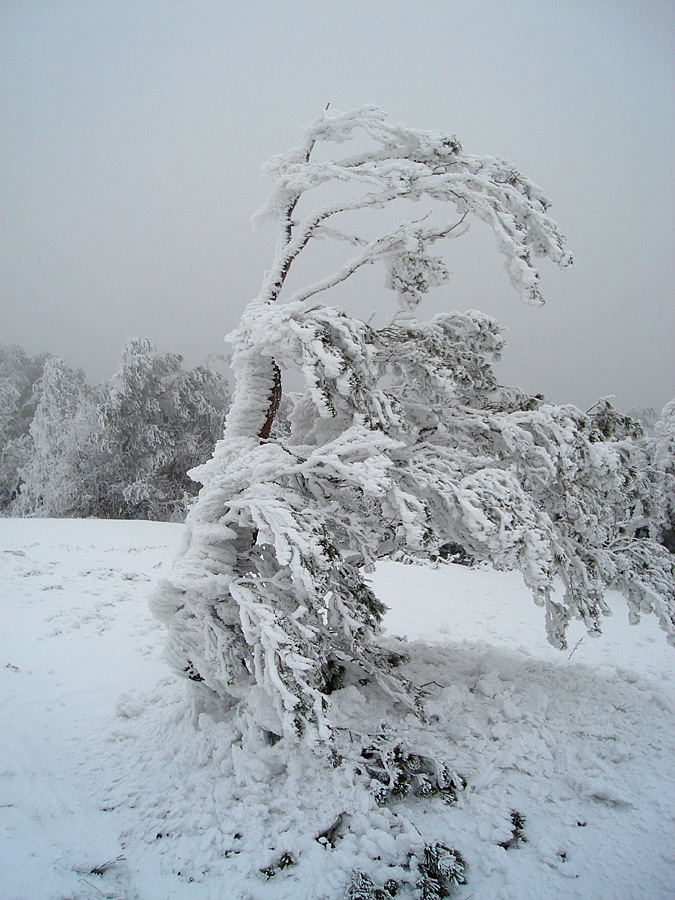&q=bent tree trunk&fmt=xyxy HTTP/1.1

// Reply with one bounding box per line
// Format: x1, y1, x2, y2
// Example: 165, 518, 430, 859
259, 362, 282, 440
